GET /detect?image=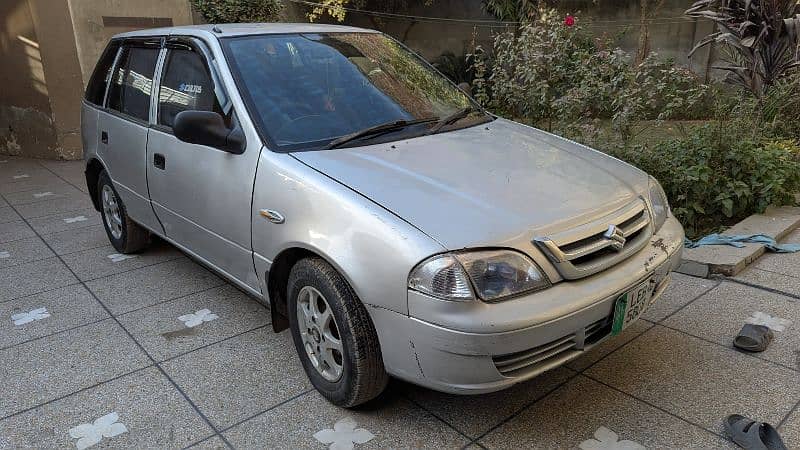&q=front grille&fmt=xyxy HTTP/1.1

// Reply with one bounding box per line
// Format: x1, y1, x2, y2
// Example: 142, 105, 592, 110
492, 318, 610, 377
534, 199, 652, 280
